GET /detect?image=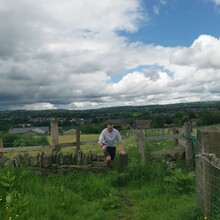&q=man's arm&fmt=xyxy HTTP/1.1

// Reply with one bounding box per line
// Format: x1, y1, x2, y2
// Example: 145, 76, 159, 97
120, 142, 125, 155
98, 130, 107, 150
116, 130, 125, 155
